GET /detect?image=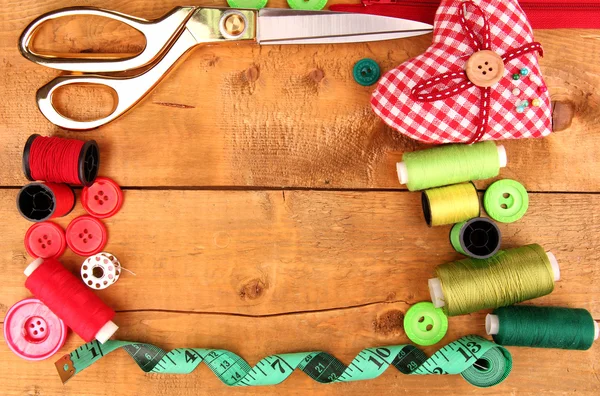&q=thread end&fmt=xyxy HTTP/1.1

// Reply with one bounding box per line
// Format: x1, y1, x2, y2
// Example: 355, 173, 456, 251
24, 258, 44, 277
497, 145, 507, 168
546, 251, 560, 281
486, 314, 500, 335
396, 162, 409, 185
95, 321, 119, 344
428, 277, 445, 308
